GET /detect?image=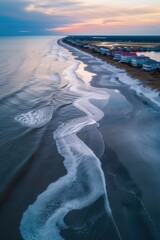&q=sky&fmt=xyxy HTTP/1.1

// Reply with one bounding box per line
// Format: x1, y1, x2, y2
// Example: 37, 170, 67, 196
0, 0, 160, 36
